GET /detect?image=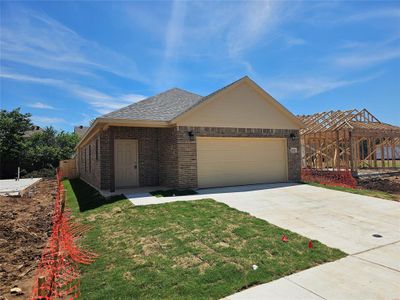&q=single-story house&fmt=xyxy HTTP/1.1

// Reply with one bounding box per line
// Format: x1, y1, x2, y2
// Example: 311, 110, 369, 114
76, 76, 304, 192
